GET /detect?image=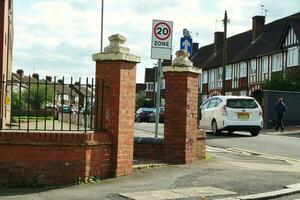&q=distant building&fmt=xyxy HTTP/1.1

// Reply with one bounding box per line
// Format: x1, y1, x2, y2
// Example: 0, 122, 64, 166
0, 0, 13, 127
191, 12, 300, 101
136, 83, 146, 94
144, 67, 166, 107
